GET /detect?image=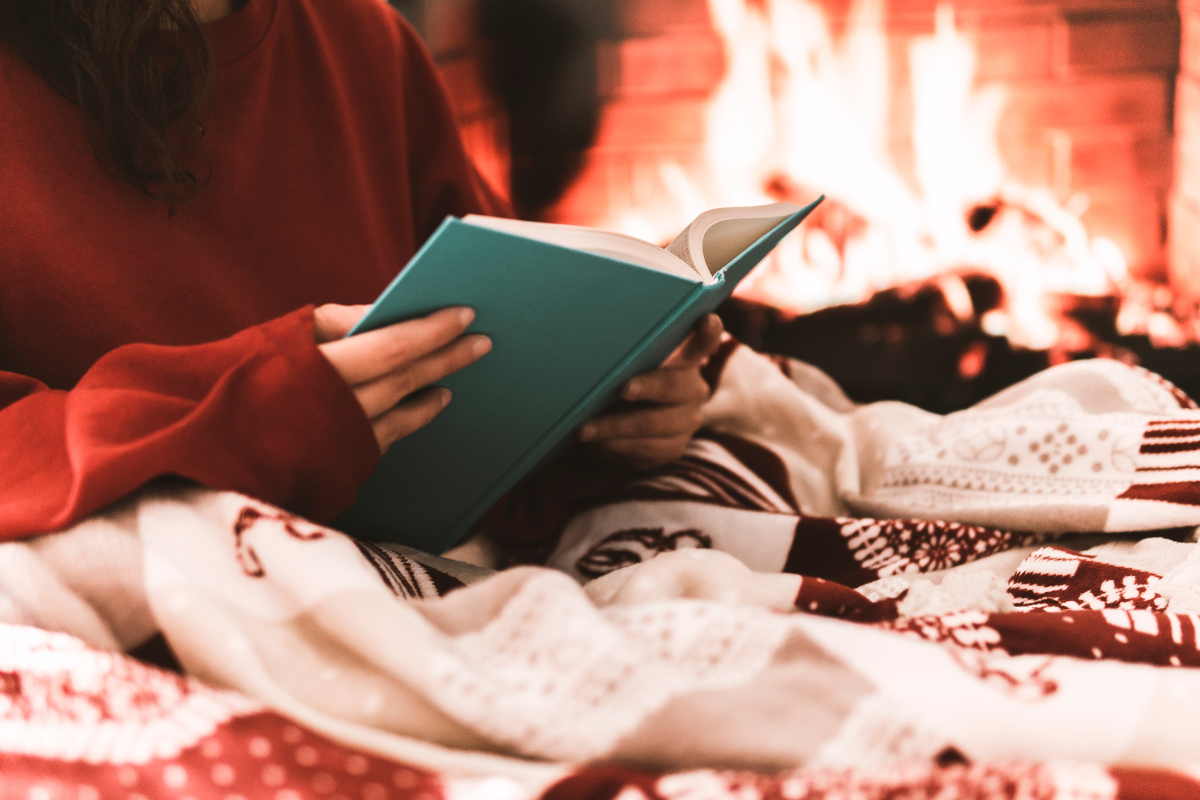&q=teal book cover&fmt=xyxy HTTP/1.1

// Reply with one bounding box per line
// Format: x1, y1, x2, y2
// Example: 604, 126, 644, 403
334, 197, 823, 552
